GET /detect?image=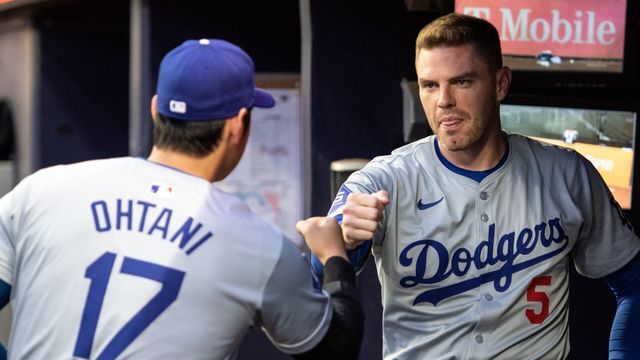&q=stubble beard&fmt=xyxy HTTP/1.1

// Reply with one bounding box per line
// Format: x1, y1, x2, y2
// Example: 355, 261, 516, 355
436, 107, 498, 153
439, 129, 476, 152
434, 109, 474, 152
